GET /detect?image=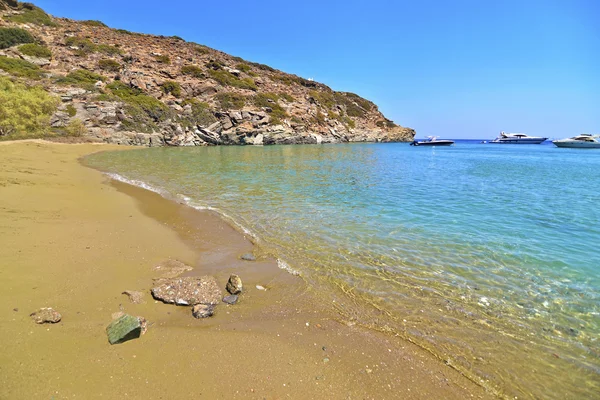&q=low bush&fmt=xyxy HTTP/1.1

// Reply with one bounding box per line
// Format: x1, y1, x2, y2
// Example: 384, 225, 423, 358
279, 92, 295, 102
236, 63, 251, 73
214, 92, 246, 110
161, 80, 181, 97
65, 104, 77, 117
18, 43, 51, 58
0, 27, 35, 49
98, 59, 121, 72
81, 20, 108, 27
253, 92, 288, 123
5, 4, 57, 26
107, 81, 172, 132
0, 76, 59, 138
153, 54, 170, 64
64, 118, 86, 137
0, 56, 43, 79
208, 69, 257, 91
181, 65, 203, 78
65, 37, 122, 56
56, 69, 106, 91
376, 119, 397, 129
195, 45, 210, 55
180, 99, 216, 128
